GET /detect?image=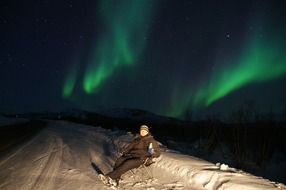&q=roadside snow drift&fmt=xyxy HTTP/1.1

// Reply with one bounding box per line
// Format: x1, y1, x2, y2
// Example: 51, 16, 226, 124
0, 119, 285, 190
